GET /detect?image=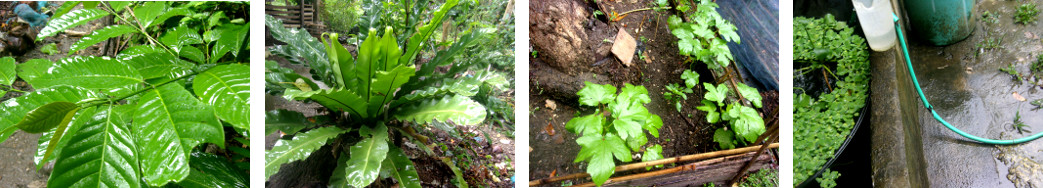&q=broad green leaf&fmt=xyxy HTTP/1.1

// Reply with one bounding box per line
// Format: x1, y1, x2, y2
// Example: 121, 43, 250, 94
15, 58, 51, 84
732, 105, 765, 143
15, 102, 78, 133
575, 133, 630, 186
40, 43, 59, 55
615, 83, 652, 107
626, 133, 647, 151
0, 86, 97, 143
401, 0, 460, 65
194, 64, 250, 135
355, 29, 380, 97
379, 27, 403, 70
329, 151, 351, 188
208, 12, 228, 29
735, 82, 763, 108
344, 124, 390, 188
697, 100, 720, 123
265, 126, 348, 180
642, 144, 664, 170
714, 128, 736, 149
401, 76, 482, 101
210, 23, 249, 62
382, 145, 421, 188
0, 57, 13, 97
106, 1, 131, 12
134, 84, 223, 186
52, 1, 81, 19
38, 9, 110, 40
577, 81, 616, 106
47, 106, 140, 188
305, 89, 368, 117
322, 32, 354, 88
123, 52, 195, 80
265, 15, 330, 82
23, 56, 143, 90
116, 45, 165, 60
441, 157, 470, 188
681, 69, 700, 89
611, 117, 643, 141
35, 107, 96, 170
565, 113, 604, 135
176, 152, 249, 188
265, 110, 315, 135
265, 66, 320, 94
160, 25, 203, 54
153, 7, 192, 28
81, 1, 99, 9
69, 25, 139, 54
368, 65, 416, 114
643, 113, 663, 138
704, 83, 728, 105
133, 1, 169, 28
394, 95, 487, 126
